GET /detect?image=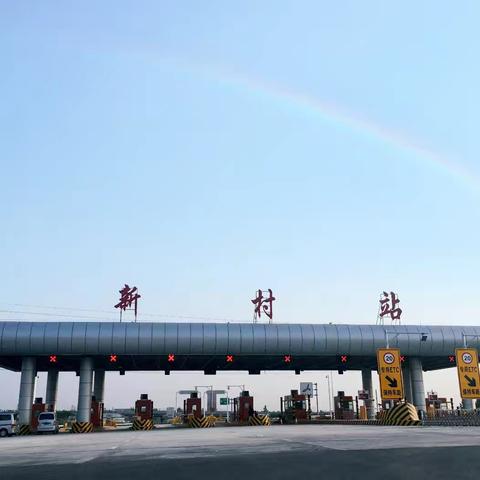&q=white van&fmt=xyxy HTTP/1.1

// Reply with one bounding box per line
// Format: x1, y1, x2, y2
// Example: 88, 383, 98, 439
37, 412, 59, 434
0, 413, 16, 437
